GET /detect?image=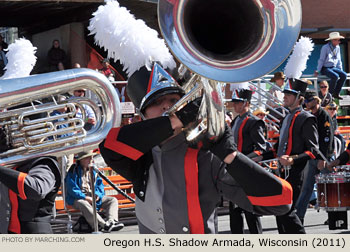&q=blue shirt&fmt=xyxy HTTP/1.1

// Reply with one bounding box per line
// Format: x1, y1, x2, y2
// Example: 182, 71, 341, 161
50, 110, 73, 138
317, 42, 343, 72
